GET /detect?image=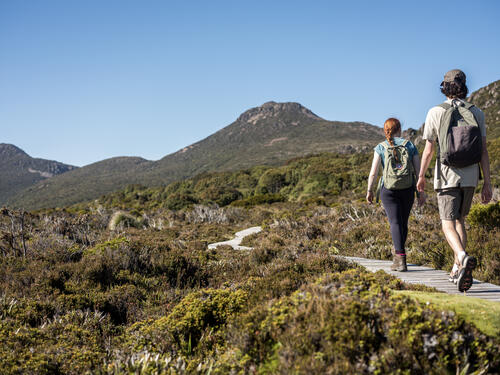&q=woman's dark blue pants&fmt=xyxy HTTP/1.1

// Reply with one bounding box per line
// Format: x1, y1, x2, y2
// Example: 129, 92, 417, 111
380, 186, 415, 254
